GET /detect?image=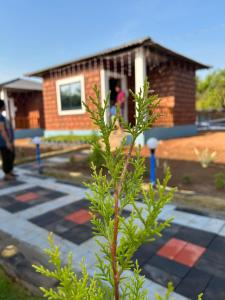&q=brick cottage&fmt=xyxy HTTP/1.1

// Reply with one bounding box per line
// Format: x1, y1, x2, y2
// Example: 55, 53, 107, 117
0, 78, 44, 138
27, 37, 208, 143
